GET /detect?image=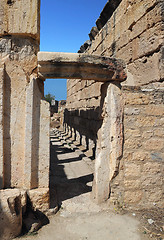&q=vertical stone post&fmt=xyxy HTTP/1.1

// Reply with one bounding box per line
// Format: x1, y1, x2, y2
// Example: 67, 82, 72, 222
24, 76, 50, 190
0, 0, 40, 188
92, 82, 123, 203
38, 100, 50, 188
24, 77, 36, 189
0, 64, 4, 189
